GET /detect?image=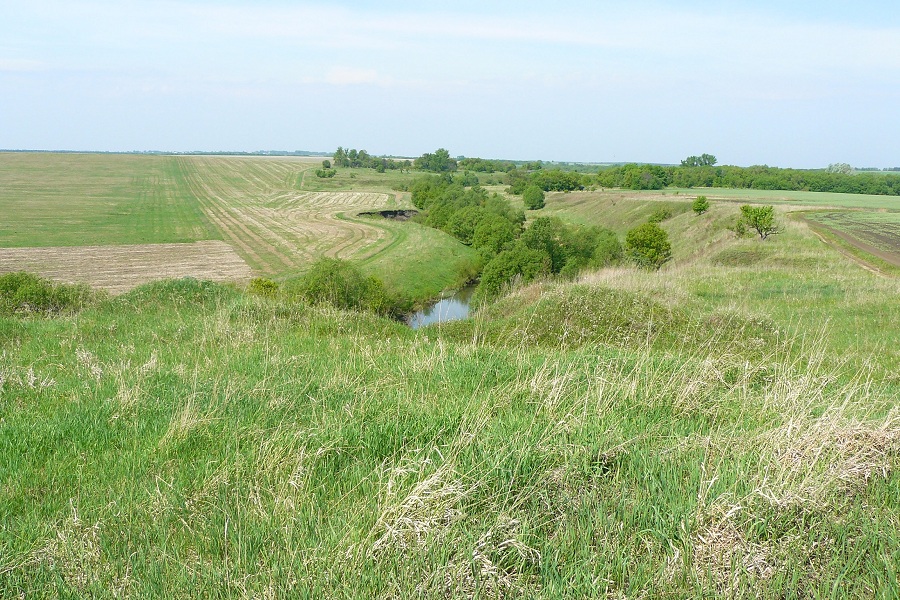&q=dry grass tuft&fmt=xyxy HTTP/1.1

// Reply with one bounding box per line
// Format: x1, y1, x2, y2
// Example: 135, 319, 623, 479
370, 461, 467, 555
422, 517, 541, 599
758, 408, 900, 507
